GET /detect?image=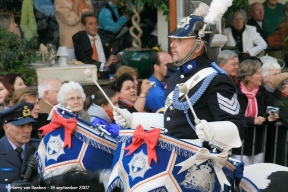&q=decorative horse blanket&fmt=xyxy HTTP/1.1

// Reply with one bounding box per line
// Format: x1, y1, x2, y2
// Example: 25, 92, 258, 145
35, 108, 117, 179
107, 126, 260, 192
